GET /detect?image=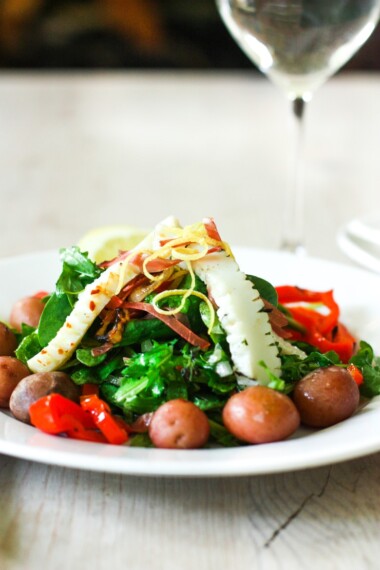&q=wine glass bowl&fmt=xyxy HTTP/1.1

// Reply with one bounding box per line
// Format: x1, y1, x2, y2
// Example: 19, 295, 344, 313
216, 0, 380, 253
217, 0, 380, 101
